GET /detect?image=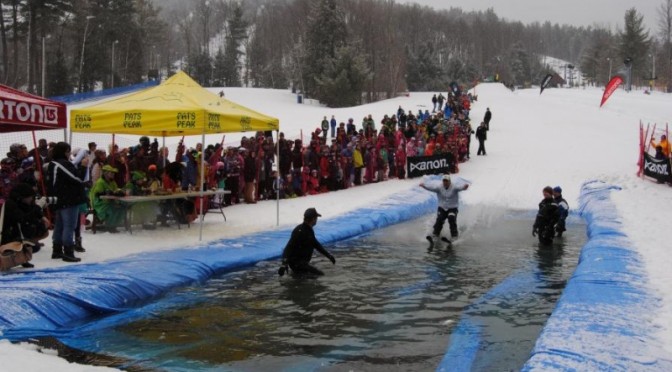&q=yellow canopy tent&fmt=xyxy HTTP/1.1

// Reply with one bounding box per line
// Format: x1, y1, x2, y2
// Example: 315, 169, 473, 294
70, 71, 281, 239
70, 70, 278, 136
